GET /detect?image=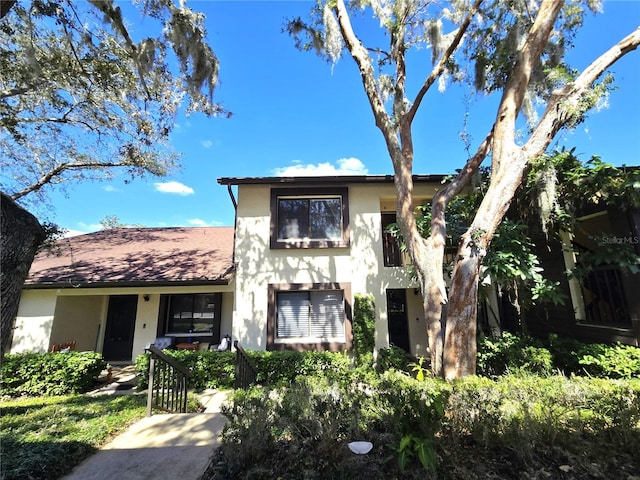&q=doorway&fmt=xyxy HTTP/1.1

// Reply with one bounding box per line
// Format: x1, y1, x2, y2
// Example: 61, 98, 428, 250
103, 295, 138, 361
386, 289, 410, 352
